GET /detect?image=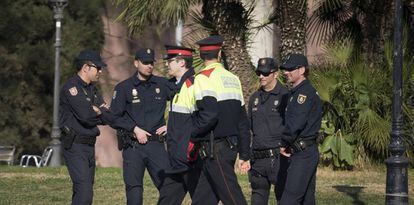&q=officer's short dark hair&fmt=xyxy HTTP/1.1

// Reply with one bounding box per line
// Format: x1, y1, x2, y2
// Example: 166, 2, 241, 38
182, 57, 193, 68
200, 50, 220, 61
303, 66, 309, 78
